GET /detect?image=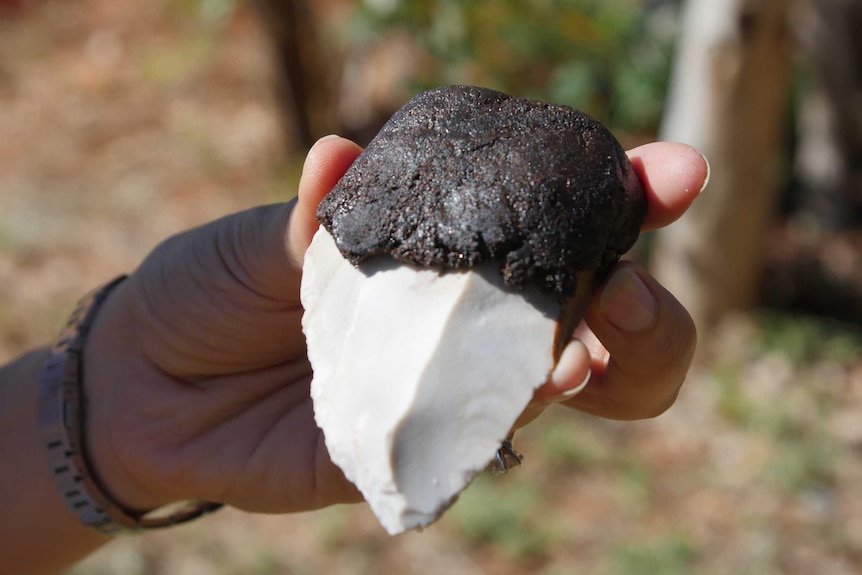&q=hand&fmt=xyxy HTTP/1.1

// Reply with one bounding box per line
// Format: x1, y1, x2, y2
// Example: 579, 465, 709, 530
82, 136, 707, 517
522, 142, 707, 425
83, 136, 366, 514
